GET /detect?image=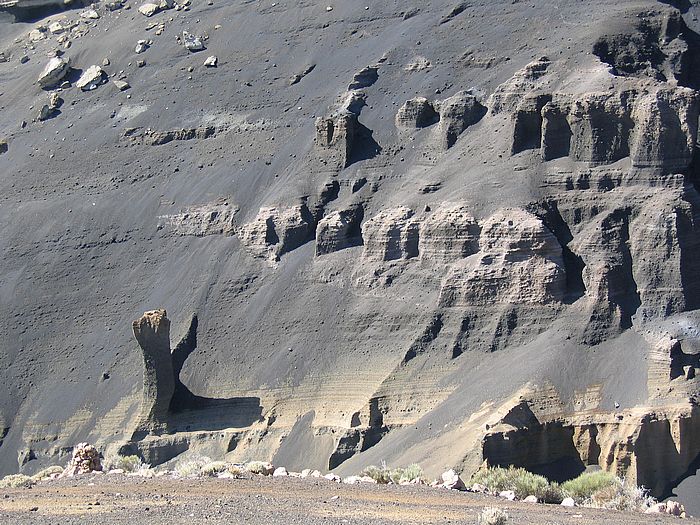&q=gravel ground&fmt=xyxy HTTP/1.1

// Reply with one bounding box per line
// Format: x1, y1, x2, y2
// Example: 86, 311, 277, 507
0, 474, 695, 525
